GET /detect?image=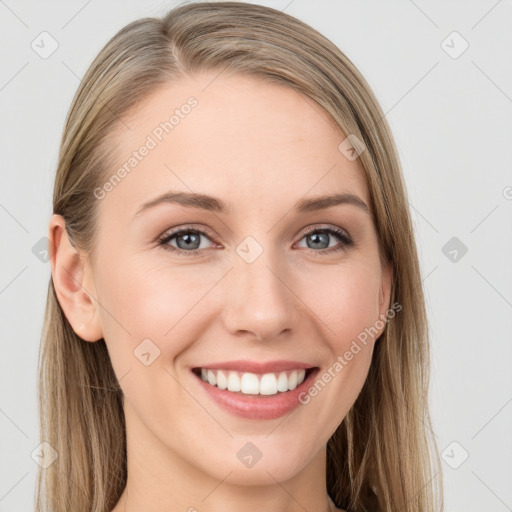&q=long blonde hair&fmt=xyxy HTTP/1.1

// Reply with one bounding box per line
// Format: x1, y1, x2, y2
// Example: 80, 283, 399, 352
37, 2, 444, 511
